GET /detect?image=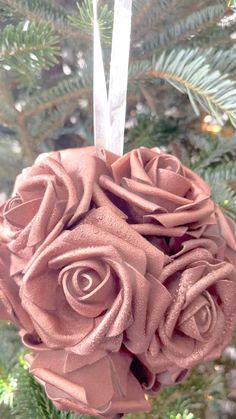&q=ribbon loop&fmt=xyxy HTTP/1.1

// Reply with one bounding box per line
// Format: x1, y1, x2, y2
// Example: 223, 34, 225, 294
93, 0, 132, 156
93, 0, 110, 152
